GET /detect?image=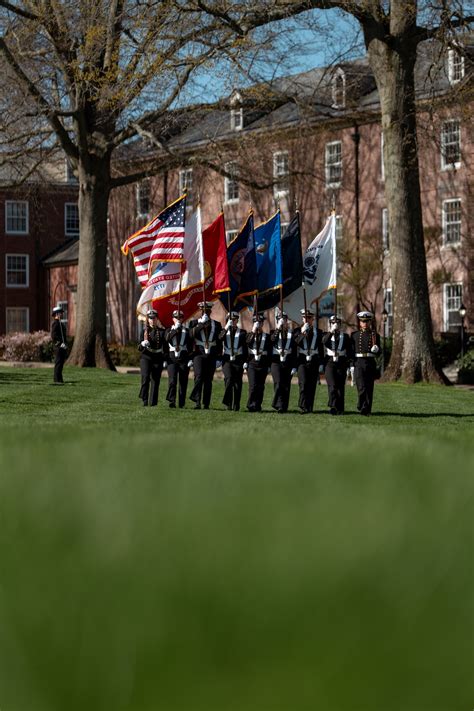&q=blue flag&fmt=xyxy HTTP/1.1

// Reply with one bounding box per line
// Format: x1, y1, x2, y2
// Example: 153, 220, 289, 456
220, 212, 257, 311
257, 215, 302, 311
254, 211, 282, 298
